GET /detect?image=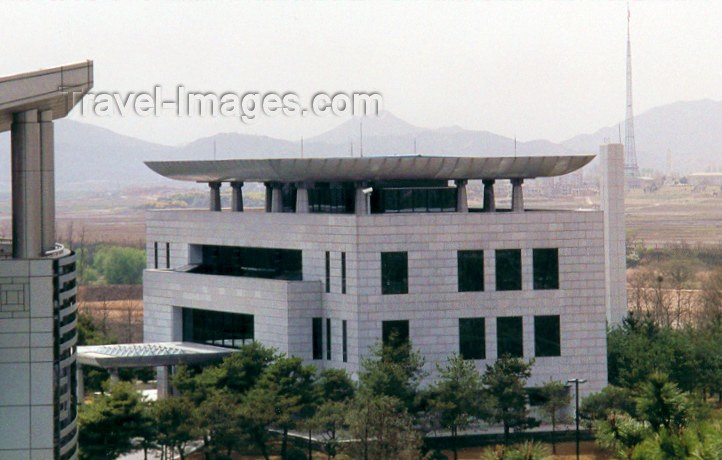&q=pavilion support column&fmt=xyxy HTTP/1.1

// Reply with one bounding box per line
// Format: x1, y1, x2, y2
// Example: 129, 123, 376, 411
77, 366, 85, 404
109, 368, 119, 383
264, 182, 272, 212
455, 179, 468, 212
11, 109, 42, 258
511, 178, 524, 212
296, 182, 310, 213
355, 183, 370, 215
39, 110, 55, 253
482, 179, 496, 213
209, 182, 221, 211
156, 366, 172, 400
271, 183, 283, 213
230, 181, 244, 212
